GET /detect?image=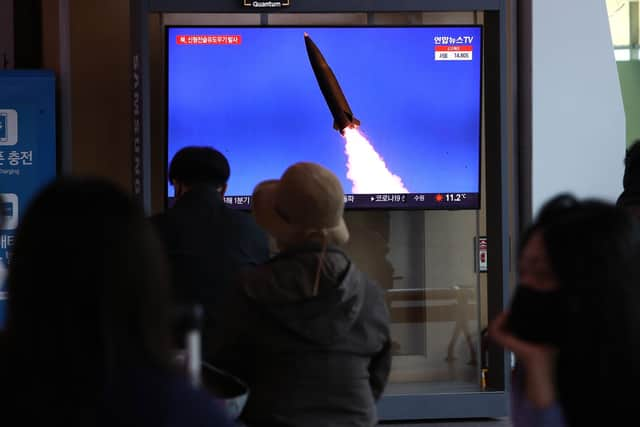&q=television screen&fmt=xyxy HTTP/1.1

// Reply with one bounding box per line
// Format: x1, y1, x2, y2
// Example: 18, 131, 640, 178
167, 26, 482, 209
